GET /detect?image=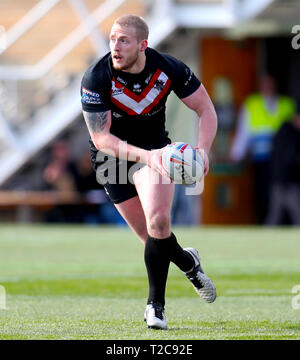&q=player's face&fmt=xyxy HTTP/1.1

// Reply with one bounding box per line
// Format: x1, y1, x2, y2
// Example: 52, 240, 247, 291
109, 24, 142, 72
